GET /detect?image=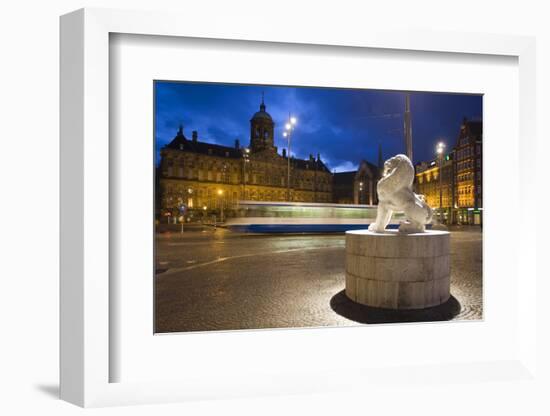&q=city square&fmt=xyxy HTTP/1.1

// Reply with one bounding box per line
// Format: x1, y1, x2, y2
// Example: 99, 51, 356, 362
155, 225, 482, 332
154, 82, 483, 333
